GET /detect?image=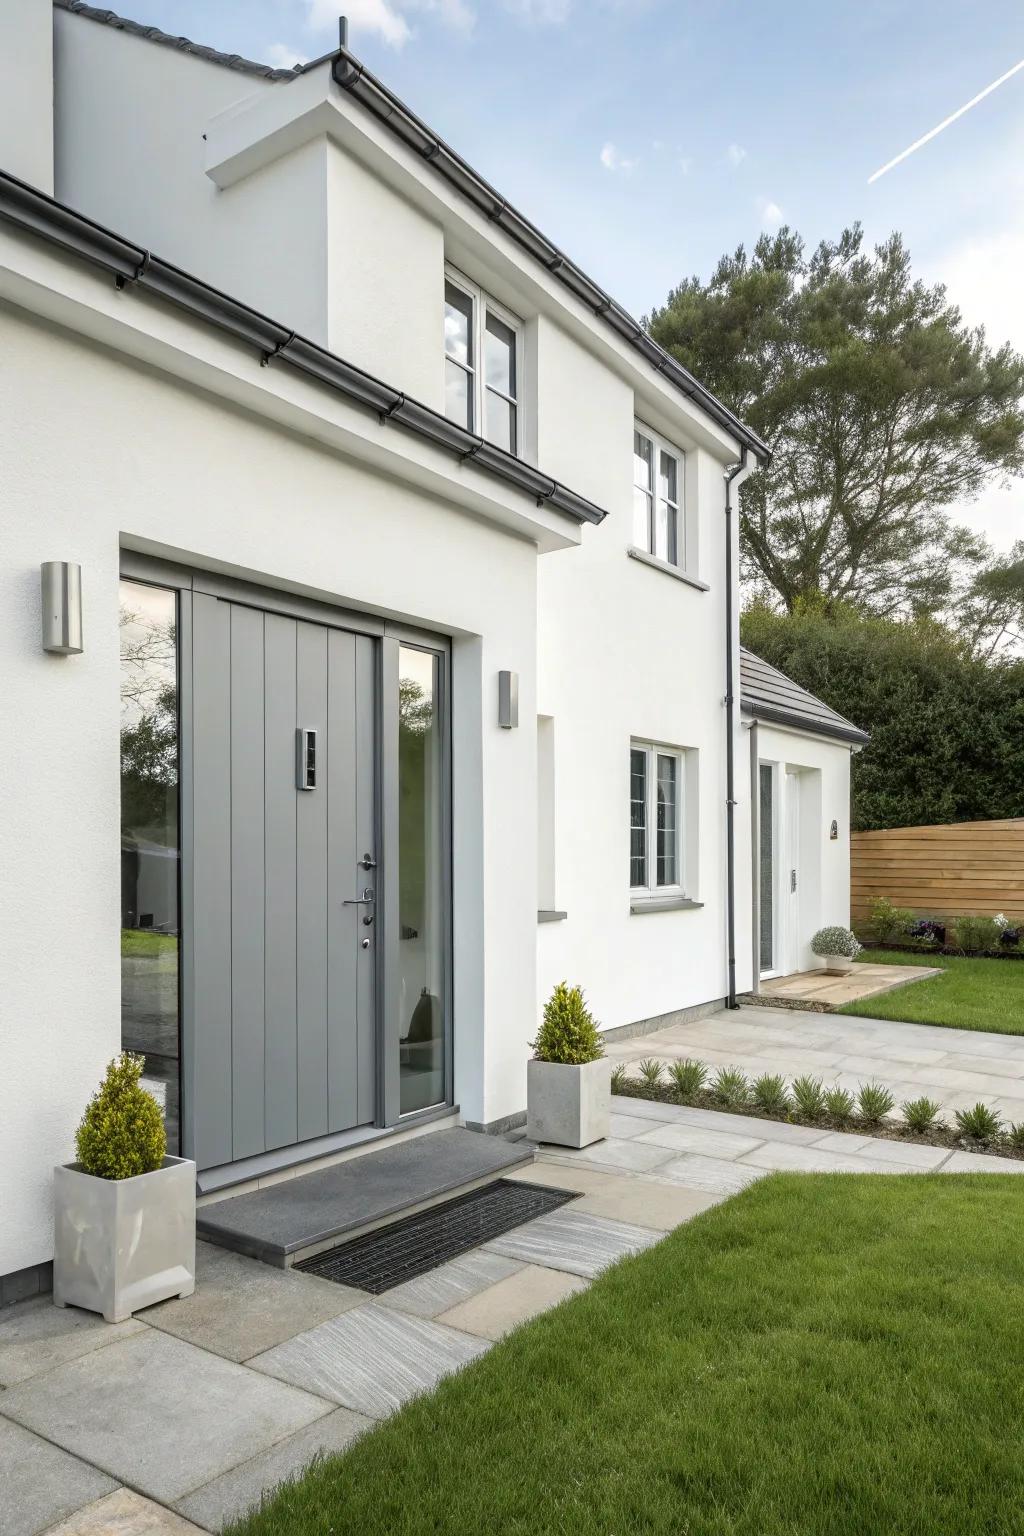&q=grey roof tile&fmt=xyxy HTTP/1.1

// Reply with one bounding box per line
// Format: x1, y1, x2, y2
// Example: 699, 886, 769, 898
55, 0, 315, 80
740, 646, 869, 746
